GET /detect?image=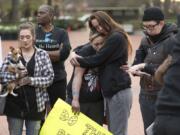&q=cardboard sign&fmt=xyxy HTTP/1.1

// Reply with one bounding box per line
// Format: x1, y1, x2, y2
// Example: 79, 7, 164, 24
40, 98, 112, 135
